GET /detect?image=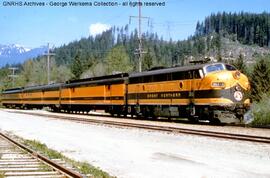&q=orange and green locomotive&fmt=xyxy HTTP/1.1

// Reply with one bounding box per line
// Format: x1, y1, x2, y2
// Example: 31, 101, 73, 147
1, 62, 251, 123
